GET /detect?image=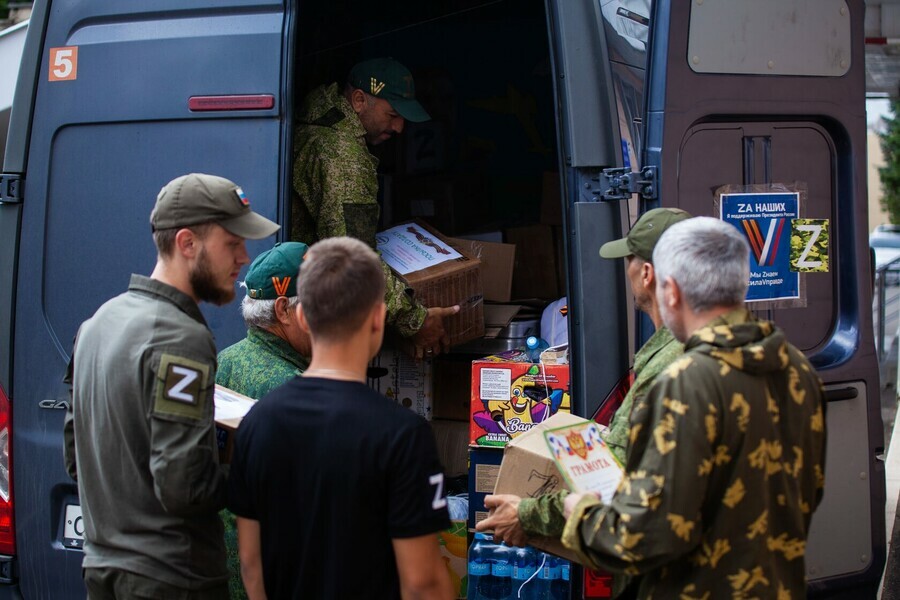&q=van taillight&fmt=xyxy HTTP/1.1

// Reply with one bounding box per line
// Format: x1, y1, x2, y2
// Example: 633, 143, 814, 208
0, 386, 14, 555
592, 370, 635, 427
